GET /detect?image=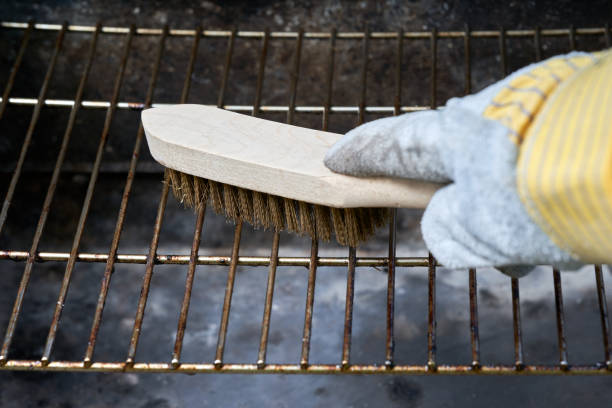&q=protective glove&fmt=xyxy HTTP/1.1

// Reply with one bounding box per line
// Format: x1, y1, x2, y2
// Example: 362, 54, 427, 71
324, 50, 612, 276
